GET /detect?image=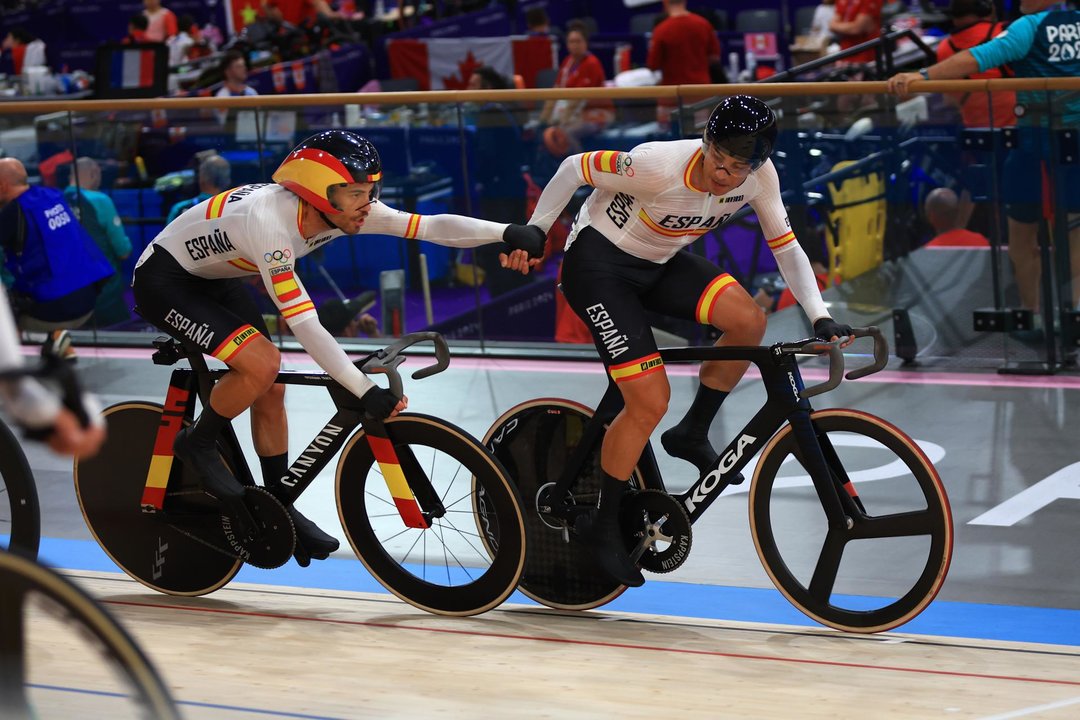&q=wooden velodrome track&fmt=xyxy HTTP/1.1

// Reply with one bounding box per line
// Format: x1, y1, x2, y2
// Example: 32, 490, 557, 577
24, 570, 1080, 720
